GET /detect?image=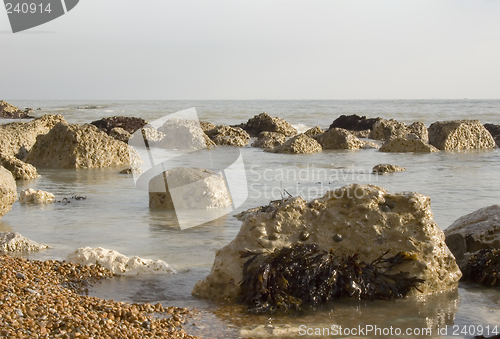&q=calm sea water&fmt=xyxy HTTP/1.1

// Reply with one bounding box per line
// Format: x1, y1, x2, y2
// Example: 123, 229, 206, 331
1, 100, 500, 338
